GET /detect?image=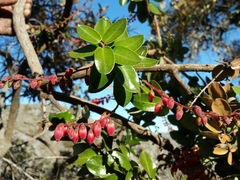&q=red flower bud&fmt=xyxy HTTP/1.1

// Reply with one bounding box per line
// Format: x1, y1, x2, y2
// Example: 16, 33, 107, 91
36, 80, 43, 88
87, 129, 95, 144
47, 82, 53, 93
106, 120, 115, 136
13, 80, 21, 90
93, 121, 101, 138
92, 98, 101, 104
167, 97, 175, 109
176, 106, 183, 120
50, 74, 57, 85
162, 96, 169, 106
193, 106, 203, 117
54, 123, 64, 141
65, 68, 73, 79
67, 79, 73, 89
201, 115, 208, 125
148, 89, 155, 102
30, 79, 37, 89
196, 117, 202, 126
72, 128, 79, 143
79, 124, 87, 140
59, 77, 65, 91
154, 102, 162, 114
67, 127, 74, 139
100, 117, 107, 129
0, 81, 4, 88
